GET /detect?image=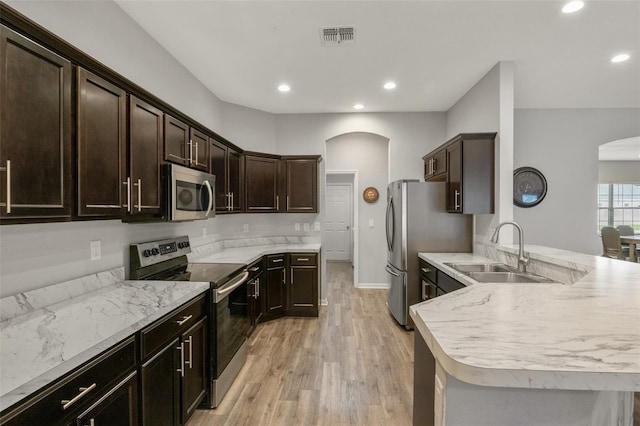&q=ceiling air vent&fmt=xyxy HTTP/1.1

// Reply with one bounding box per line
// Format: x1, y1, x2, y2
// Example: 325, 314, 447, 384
320, 27, 356, 46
